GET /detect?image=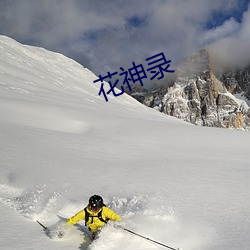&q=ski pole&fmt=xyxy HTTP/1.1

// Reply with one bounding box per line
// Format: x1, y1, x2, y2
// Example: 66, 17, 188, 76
37, 220, 48, 231
122, 227, 180, 250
